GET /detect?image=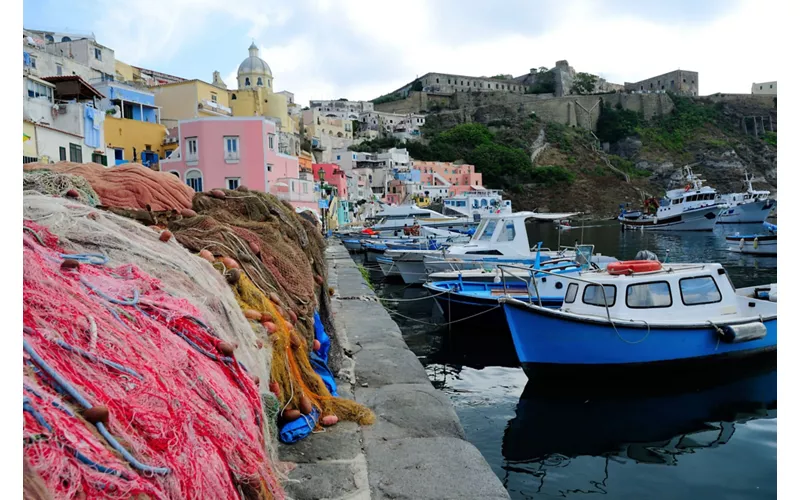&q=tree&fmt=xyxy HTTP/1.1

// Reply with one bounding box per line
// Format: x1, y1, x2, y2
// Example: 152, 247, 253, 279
596, 102, 642, 143
466, 142, 532, 188
572, 72, 598, 95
